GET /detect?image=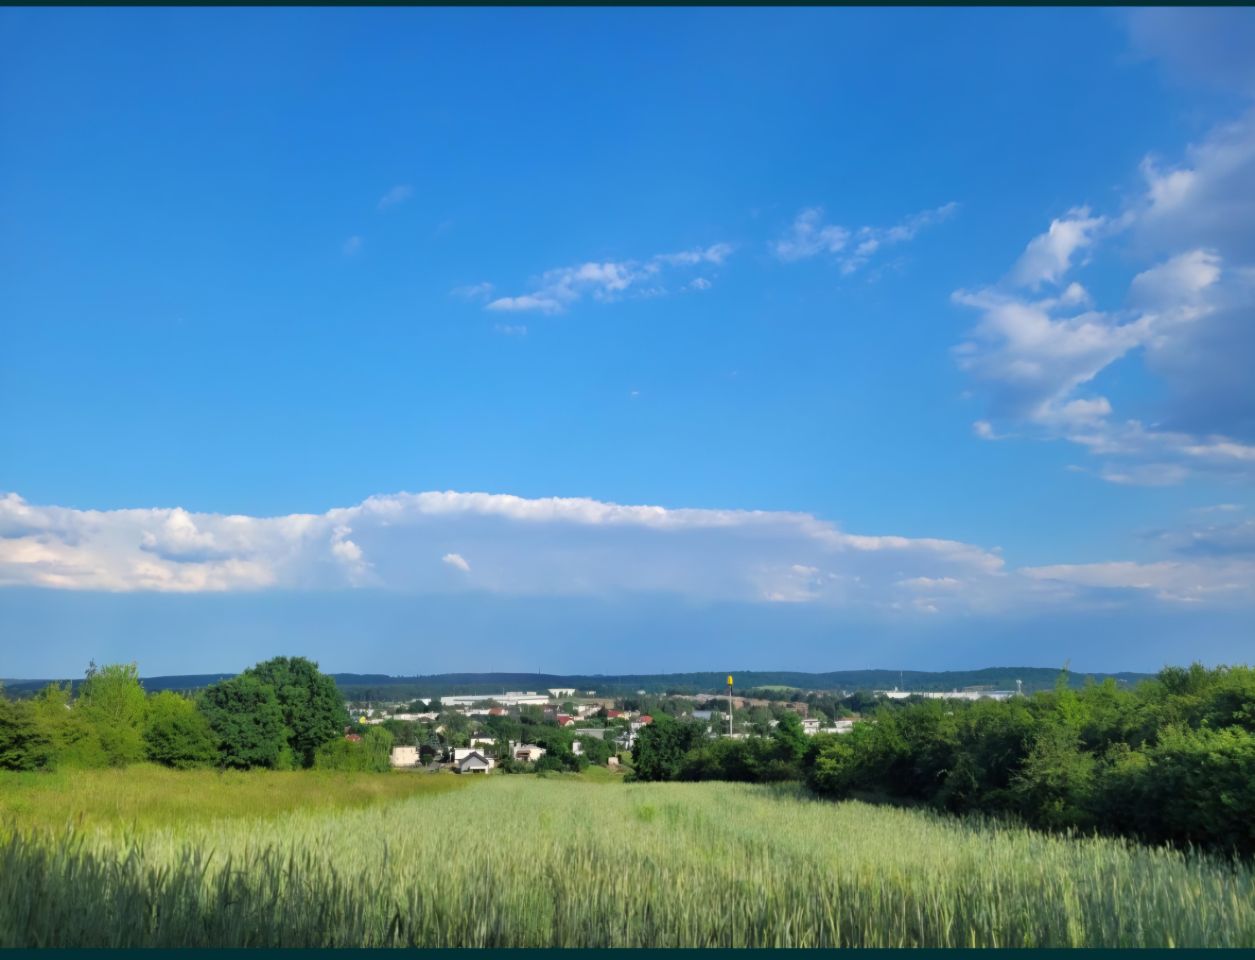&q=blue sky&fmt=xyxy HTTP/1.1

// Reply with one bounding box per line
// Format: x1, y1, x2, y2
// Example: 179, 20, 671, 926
2, 8, 1254, 678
